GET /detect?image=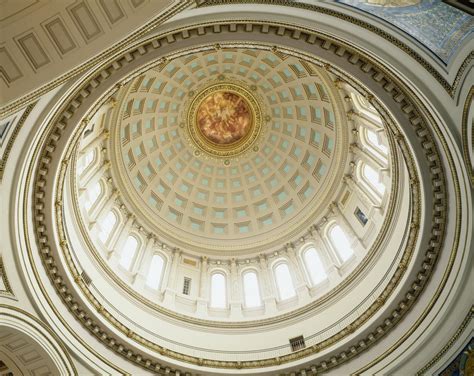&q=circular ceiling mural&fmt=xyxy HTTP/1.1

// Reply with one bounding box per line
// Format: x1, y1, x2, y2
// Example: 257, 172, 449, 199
196, 89, 251, 145
108, 48, 349, 254
186, 81, 264, 159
